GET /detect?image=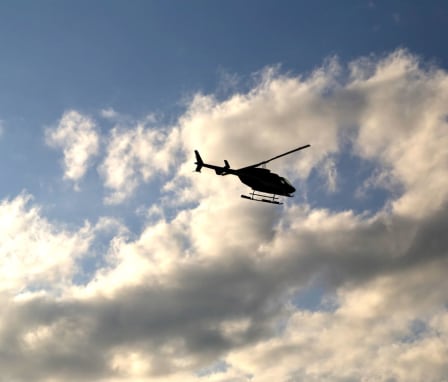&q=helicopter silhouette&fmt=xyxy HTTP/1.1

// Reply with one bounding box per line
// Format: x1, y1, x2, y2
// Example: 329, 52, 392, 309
194, 144, 310, 204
